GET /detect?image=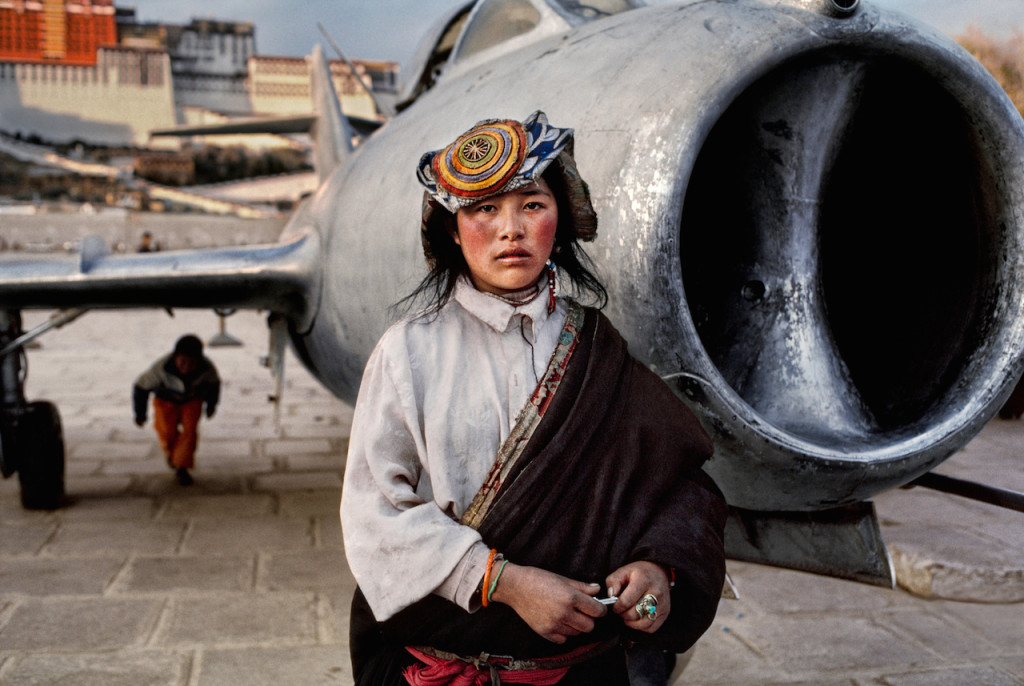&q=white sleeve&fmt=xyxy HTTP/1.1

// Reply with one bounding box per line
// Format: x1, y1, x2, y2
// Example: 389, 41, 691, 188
340, 338, 487, 621
133, 356, 167, 390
